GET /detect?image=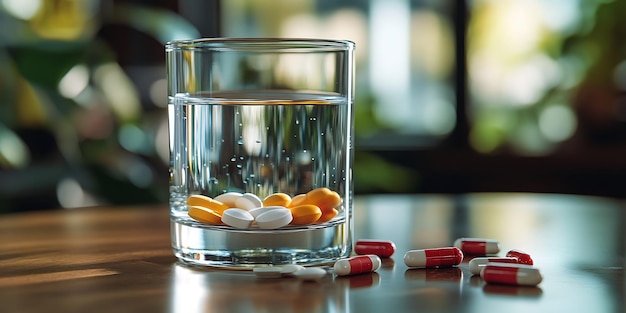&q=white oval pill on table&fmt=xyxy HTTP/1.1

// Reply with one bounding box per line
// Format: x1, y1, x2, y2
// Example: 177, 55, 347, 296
235, 193, 263, 211
214, 192, 243, 207
221, 208, 254, 229
255, 208, 293, 229
280, 264, 305, 277
253, 267, 283, 278
293, 267, 327, 281
248, 206, 286, 218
